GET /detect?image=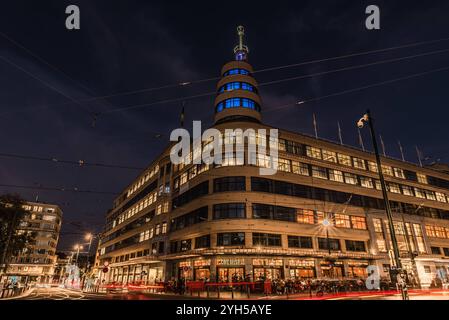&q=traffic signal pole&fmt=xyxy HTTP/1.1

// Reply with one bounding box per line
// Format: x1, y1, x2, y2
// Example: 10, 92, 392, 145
365, 109, 409, 300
